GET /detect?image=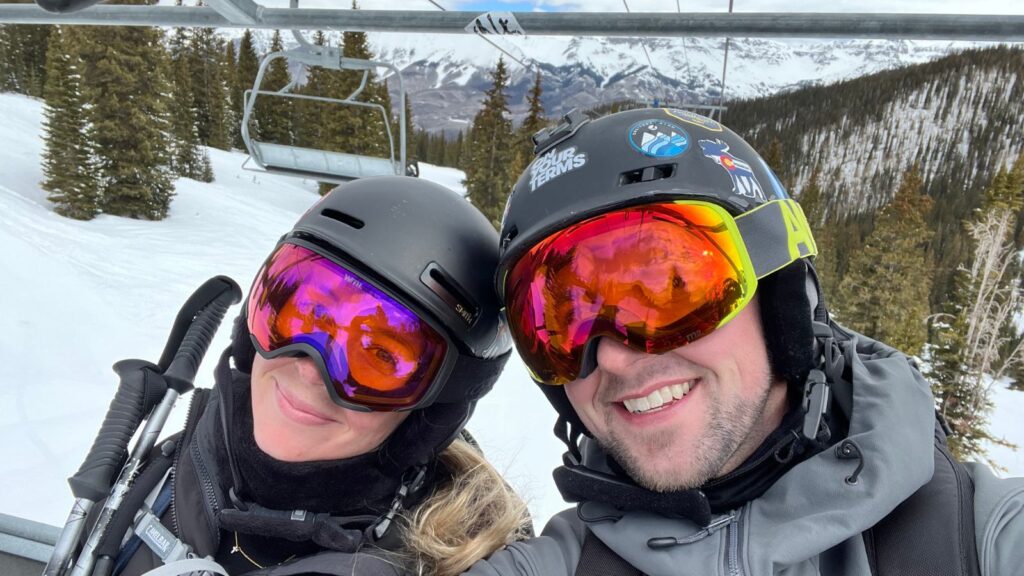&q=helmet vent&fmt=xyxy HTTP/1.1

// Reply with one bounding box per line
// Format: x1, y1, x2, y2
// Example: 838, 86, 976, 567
619, 163, 676, 186
321, 208, 365, 230
421, 263, 480, 327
